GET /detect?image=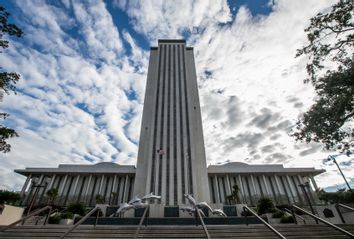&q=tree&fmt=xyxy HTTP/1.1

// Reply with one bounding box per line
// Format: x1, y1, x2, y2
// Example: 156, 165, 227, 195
0, 5, 23, 153
226, 184, 241, 205
292, 0, 354, 152
46, 188, 58, 205
0, 190, 21, 205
